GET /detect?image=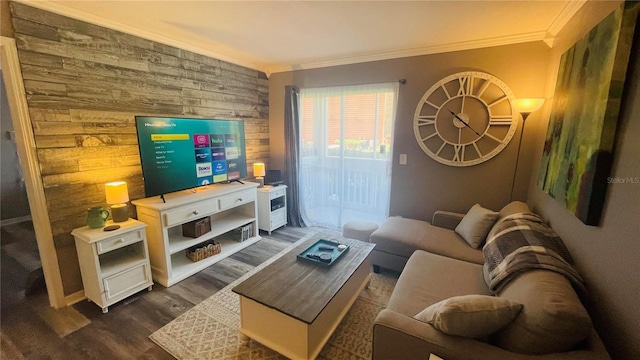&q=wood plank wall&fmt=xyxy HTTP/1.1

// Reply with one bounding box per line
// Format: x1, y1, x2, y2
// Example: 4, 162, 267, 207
9, 2, 270, 296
